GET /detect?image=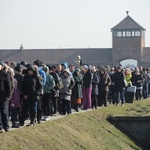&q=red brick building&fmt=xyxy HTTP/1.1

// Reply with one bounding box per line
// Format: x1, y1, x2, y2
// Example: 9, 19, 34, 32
0, 14, 150, 68
111, 14, 149, 67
